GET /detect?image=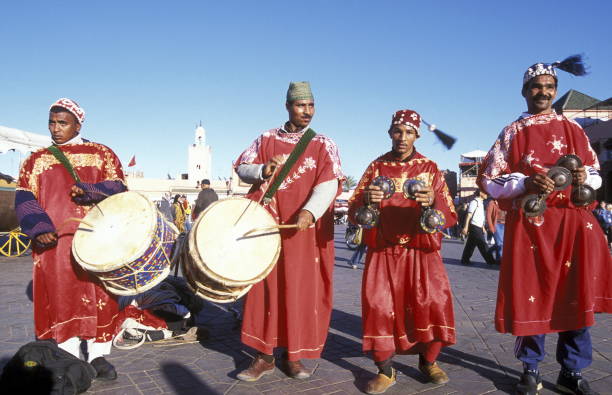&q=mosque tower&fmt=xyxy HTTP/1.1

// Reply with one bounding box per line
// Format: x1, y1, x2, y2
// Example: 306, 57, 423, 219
187, 122, 212, 183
